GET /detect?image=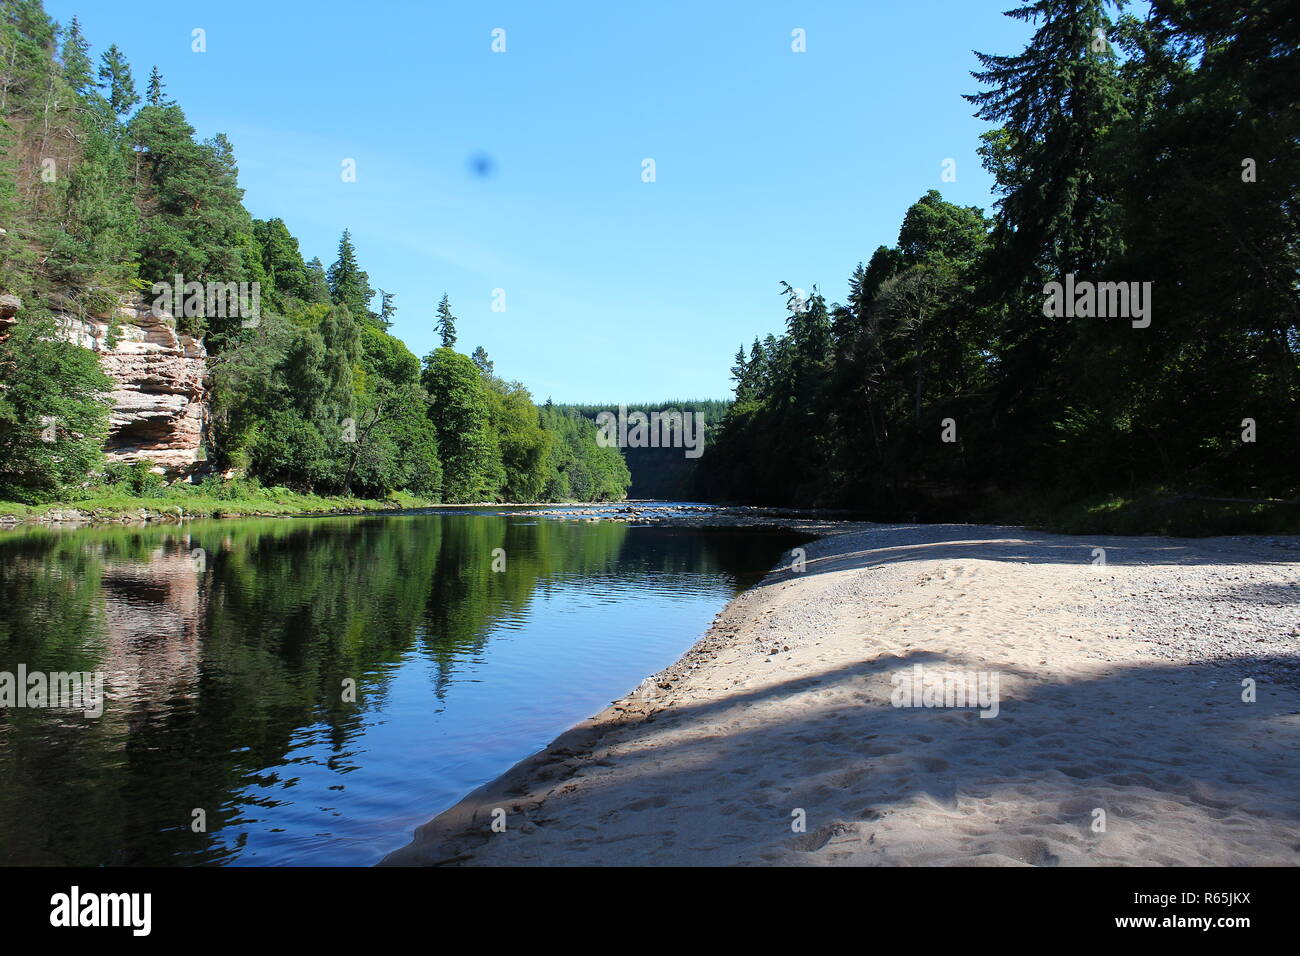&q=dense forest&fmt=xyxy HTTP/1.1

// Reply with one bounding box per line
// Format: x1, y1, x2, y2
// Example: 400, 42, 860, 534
0, 0, 629, 504
700, 0, 1298, 528
560, 400, 728, 499
1, 0, 1294, 524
